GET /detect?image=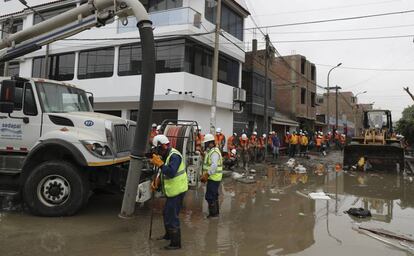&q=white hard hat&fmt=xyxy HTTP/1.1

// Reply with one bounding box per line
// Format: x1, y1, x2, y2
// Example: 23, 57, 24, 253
253, 131, 257, 135
216, 127, 222, 133
152, 134, 169, 147
197, 125, 202, 131
156, 125, 161, 131
241, 134, 248, 140
152, 123, 157, 128
263, 134, 267, 138
231, 149, 237, 154
233, 132, 237, 136
203, 133, 215, 144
